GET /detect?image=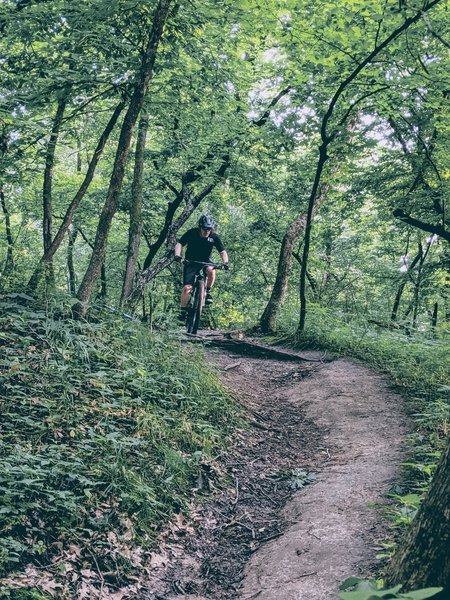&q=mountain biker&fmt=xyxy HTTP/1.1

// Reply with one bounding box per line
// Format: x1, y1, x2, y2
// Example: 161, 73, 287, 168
174, 214, 229, 321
